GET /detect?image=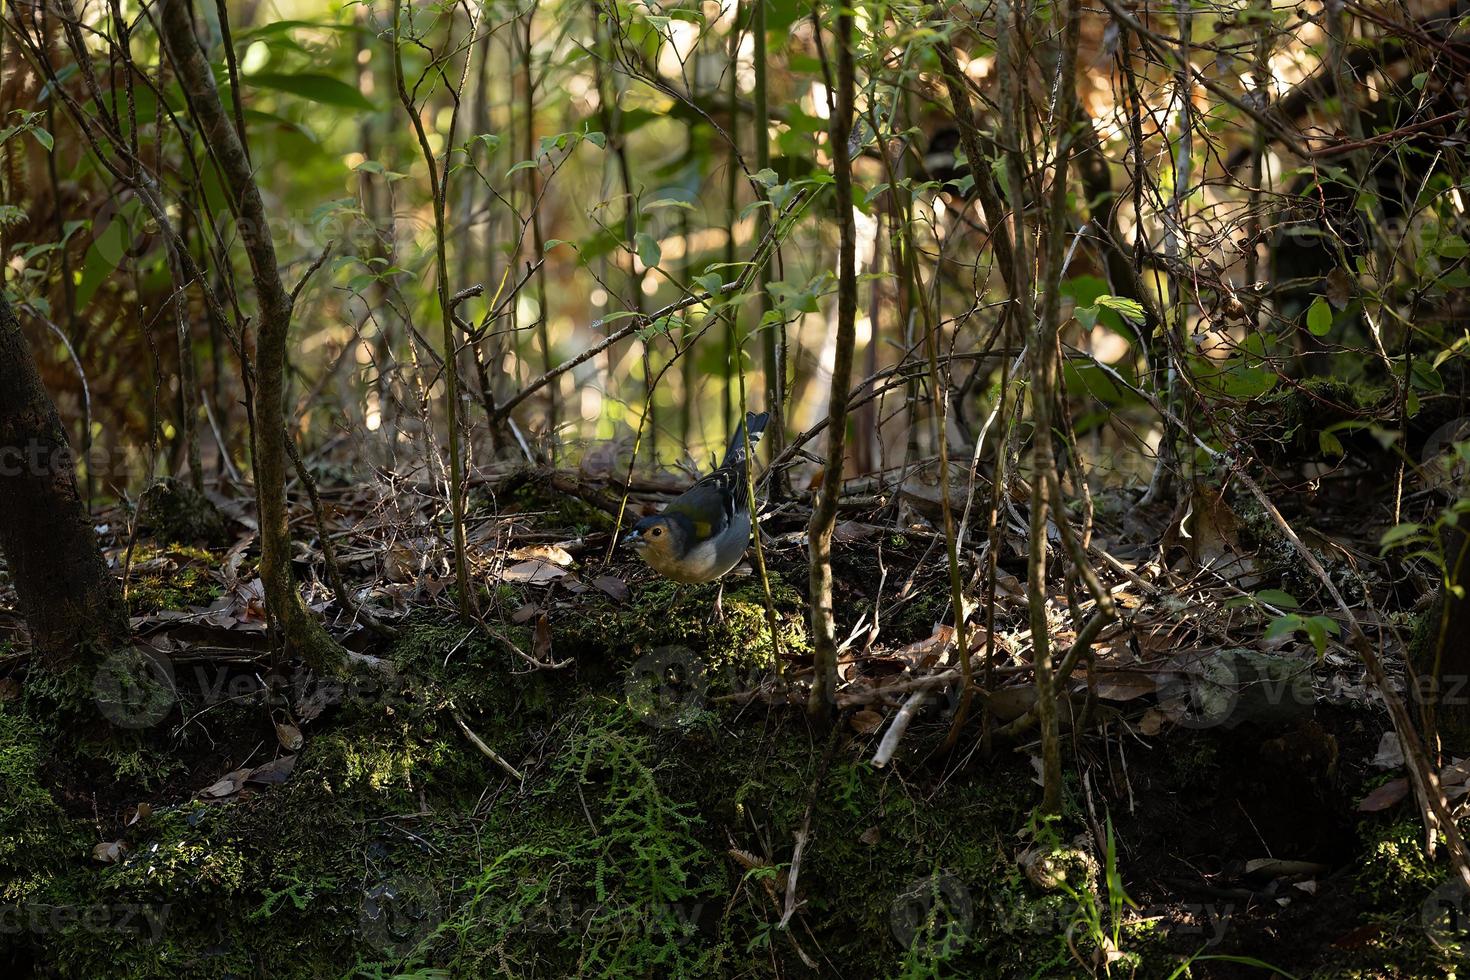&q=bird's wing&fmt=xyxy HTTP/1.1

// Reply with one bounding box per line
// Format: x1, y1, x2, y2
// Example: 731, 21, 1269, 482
720, 411, 770, 470
663, 467, 740, 540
